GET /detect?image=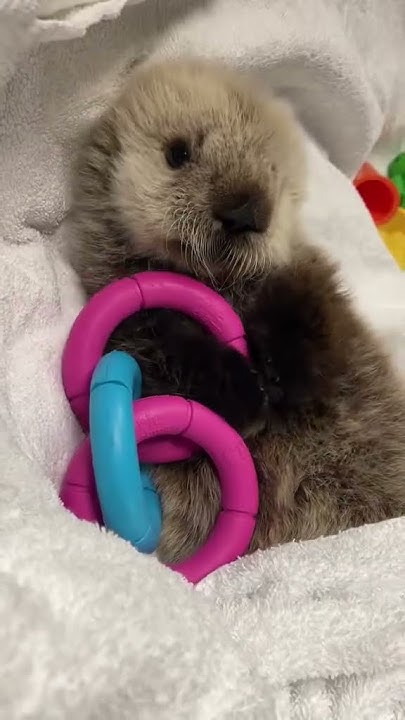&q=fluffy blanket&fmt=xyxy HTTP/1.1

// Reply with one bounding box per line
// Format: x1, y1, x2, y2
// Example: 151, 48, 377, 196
0, 1, 405, 718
